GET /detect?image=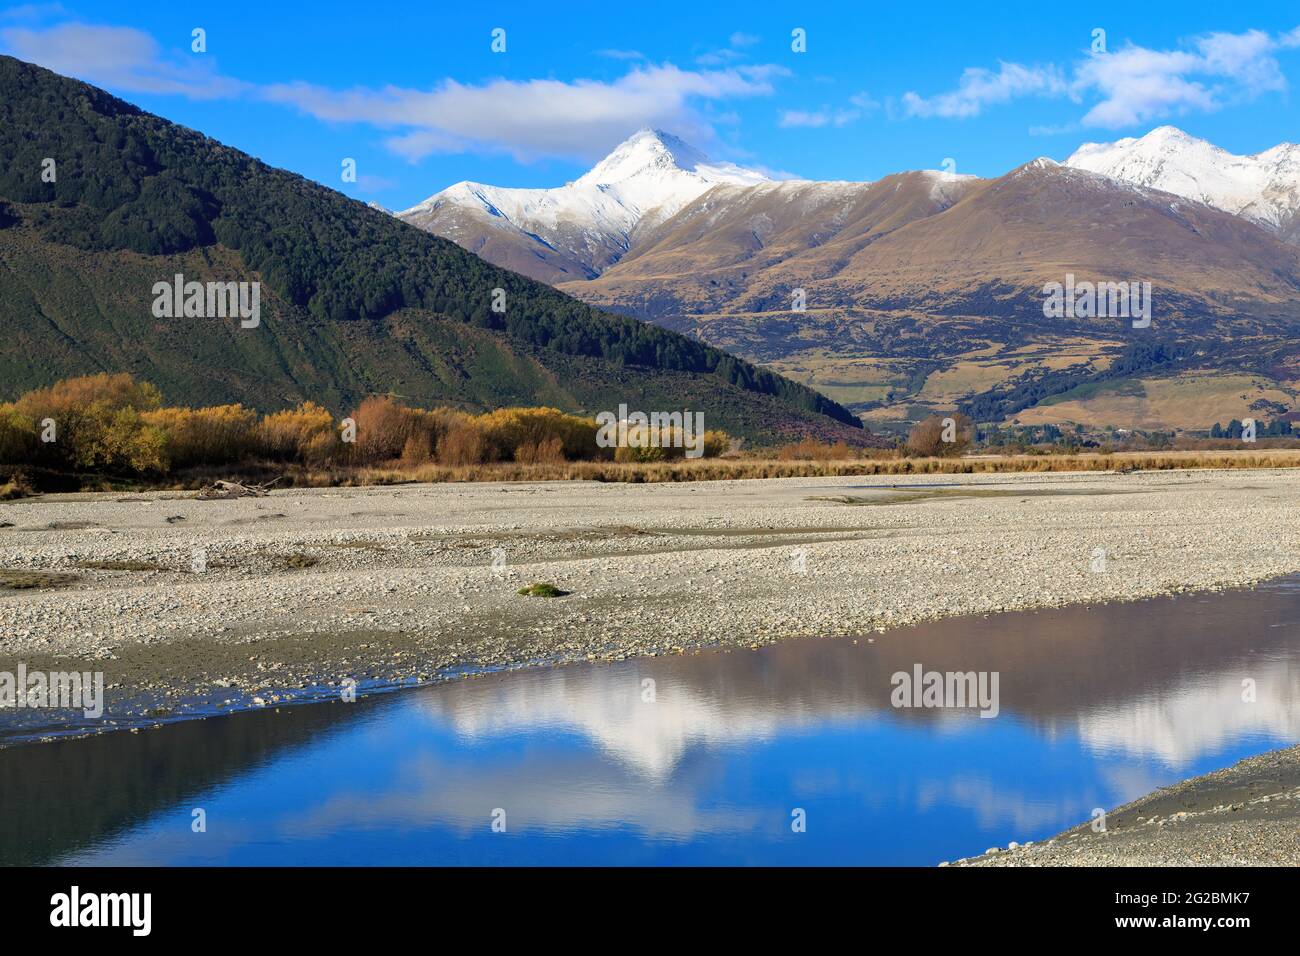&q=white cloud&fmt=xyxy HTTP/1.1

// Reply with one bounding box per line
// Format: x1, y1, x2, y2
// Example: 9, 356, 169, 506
1077, 30, 1290, 127
1, 19, 784, 163
901, 25, 1300, 129
1073, 45, 1212, 127
696, 49, 742, 66
849, 91, 880, 111
779, 91, 878, 128
696, 31, 761, 67
902, 61, 1068, 118
265, 63, 787, 162
0, 21, 246, 98
780, 108, 842, 128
